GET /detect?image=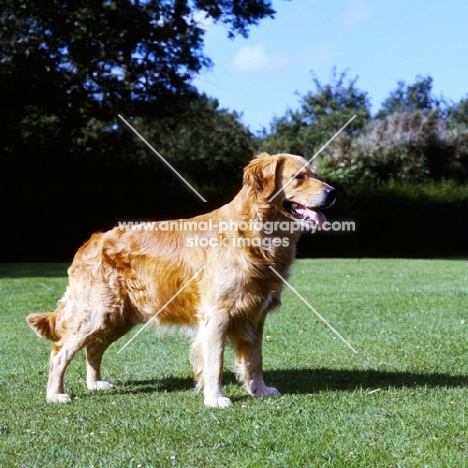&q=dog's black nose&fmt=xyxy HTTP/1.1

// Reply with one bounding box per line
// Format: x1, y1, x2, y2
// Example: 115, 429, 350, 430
325, 186, 336, 203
